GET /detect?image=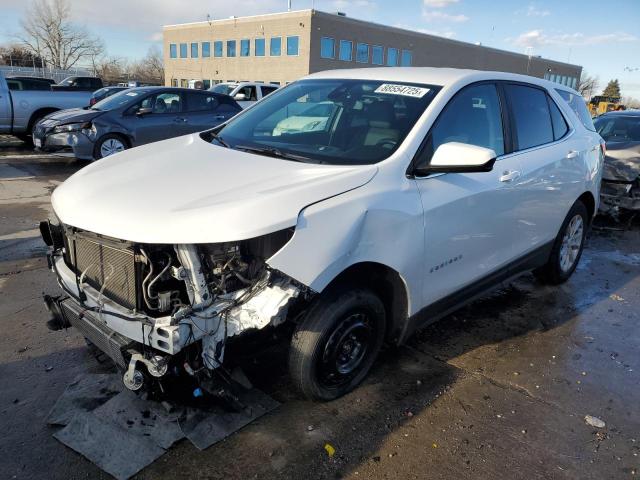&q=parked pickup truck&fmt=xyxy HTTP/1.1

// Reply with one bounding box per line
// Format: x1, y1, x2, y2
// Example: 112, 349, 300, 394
0, 71, 93, 142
